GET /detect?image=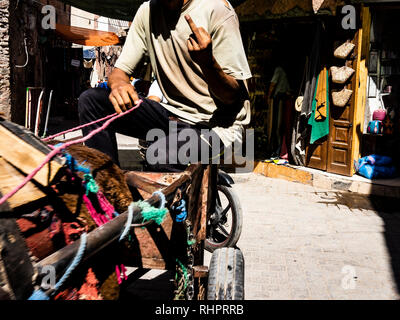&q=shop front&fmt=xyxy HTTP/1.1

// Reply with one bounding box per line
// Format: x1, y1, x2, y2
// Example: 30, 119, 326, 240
237, 0, 399, 178
359, 2, 400, 177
